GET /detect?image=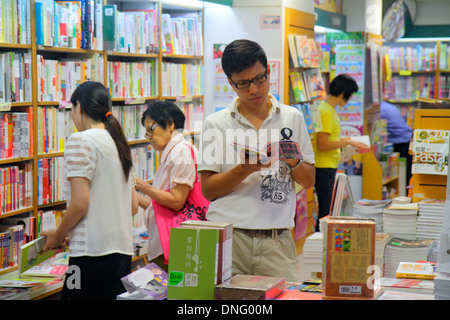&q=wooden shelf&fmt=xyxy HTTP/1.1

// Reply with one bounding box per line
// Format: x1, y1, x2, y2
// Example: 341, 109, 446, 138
1, 207, 34, 218
0, 156, 34, 165
0, 43, 31, 49
36, 45, 103, 55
